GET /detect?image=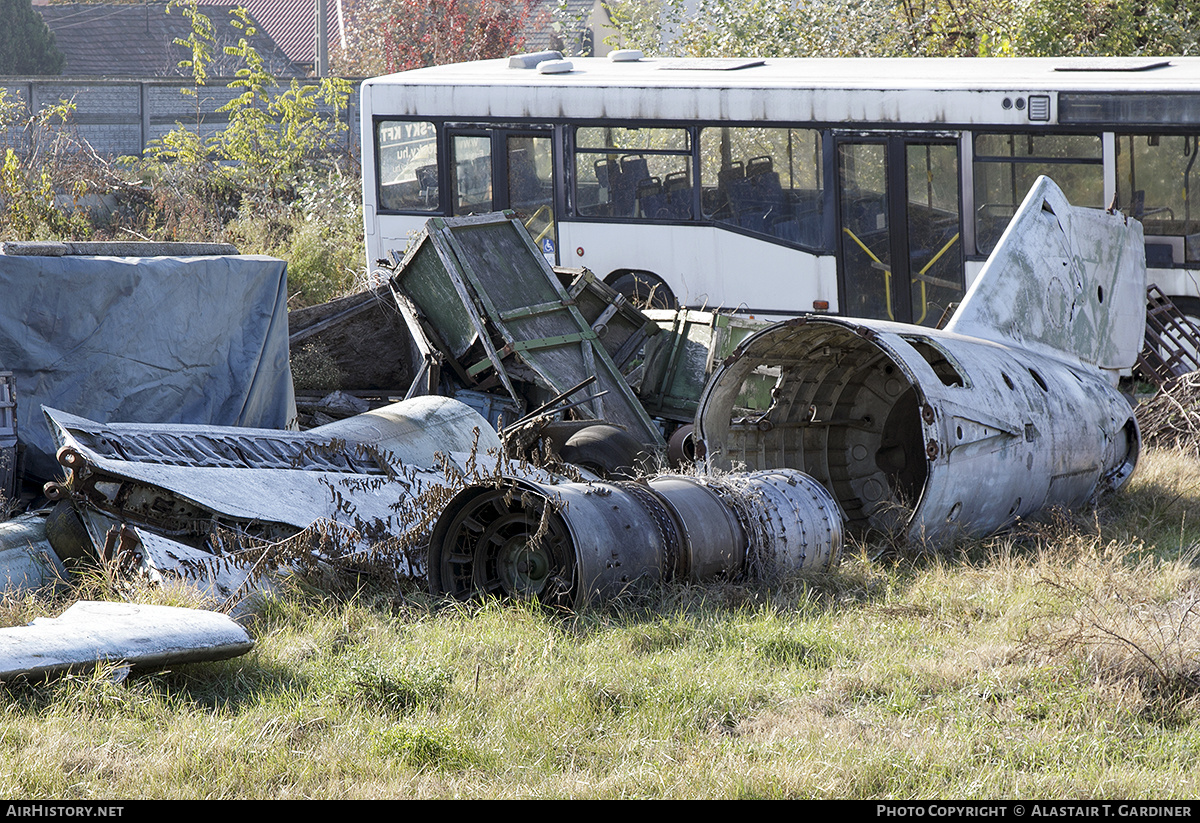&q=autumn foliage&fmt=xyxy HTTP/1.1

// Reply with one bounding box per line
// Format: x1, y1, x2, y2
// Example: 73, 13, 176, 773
337, 0, 548, 75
